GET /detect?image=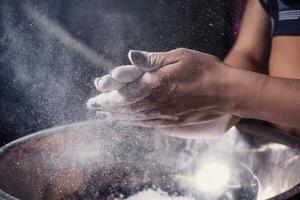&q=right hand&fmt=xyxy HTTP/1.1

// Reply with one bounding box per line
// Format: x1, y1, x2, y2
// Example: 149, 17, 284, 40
87, 49, 238, 138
